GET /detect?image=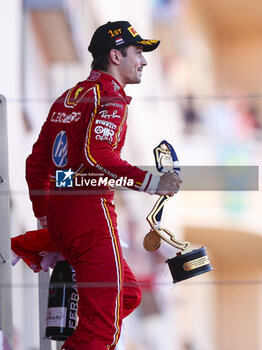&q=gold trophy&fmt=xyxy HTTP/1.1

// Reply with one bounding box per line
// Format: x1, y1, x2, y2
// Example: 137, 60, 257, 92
143, 141, 213, 283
